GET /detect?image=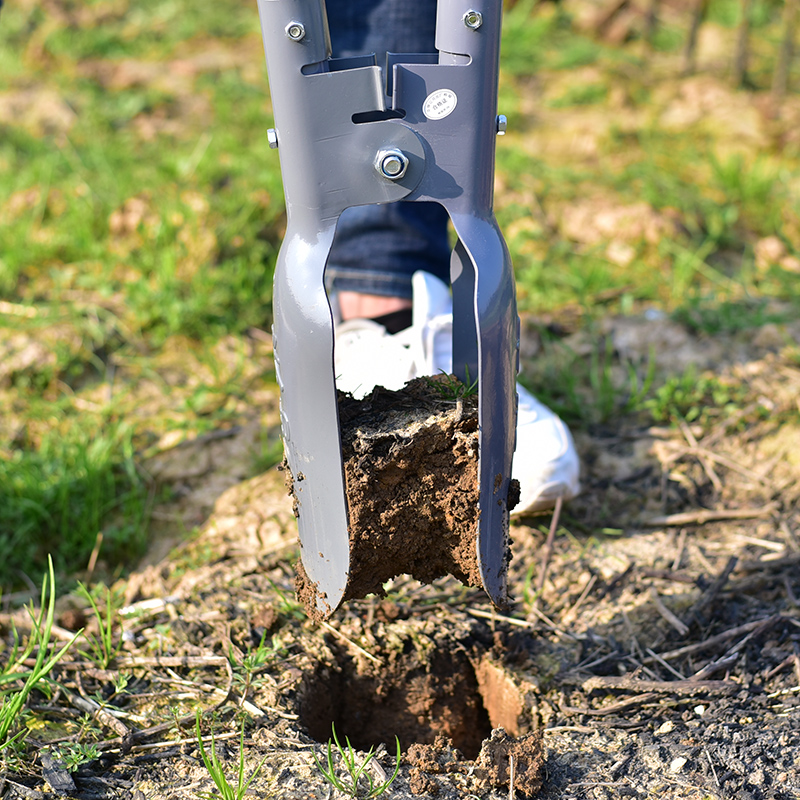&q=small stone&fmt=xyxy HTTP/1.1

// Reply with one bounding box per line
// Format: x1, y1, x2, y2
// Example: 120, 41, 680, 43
669, 756, 688, 774
694, 705, 706, 717
655, 720, 675, 735
748, 768, 766, 787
